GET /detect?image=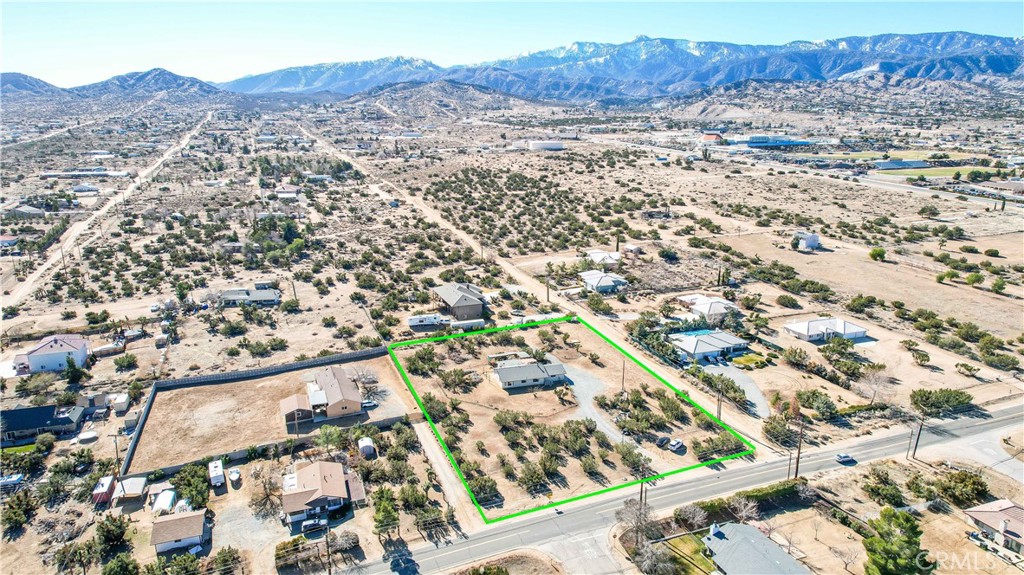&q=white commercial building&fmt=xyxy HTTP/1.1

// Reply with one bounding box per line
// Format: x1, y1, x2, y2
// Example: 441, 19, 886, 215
527, 140, 564, 151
